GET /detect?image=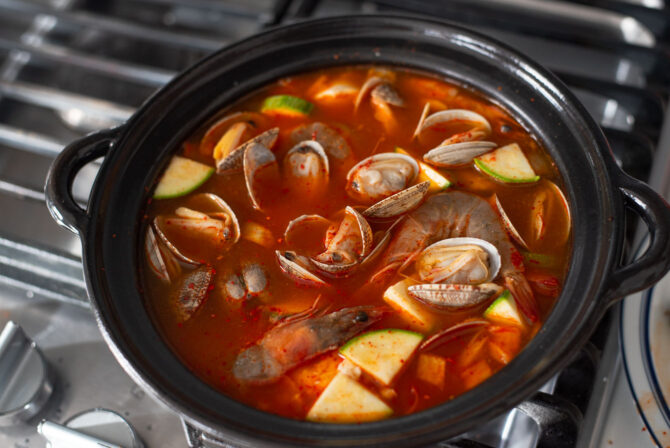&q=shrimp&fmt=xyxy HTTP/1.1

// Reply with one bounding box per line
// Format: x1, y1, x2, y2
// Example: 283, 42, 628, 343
372, 191, 539, 322
233, 306, 387, 384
